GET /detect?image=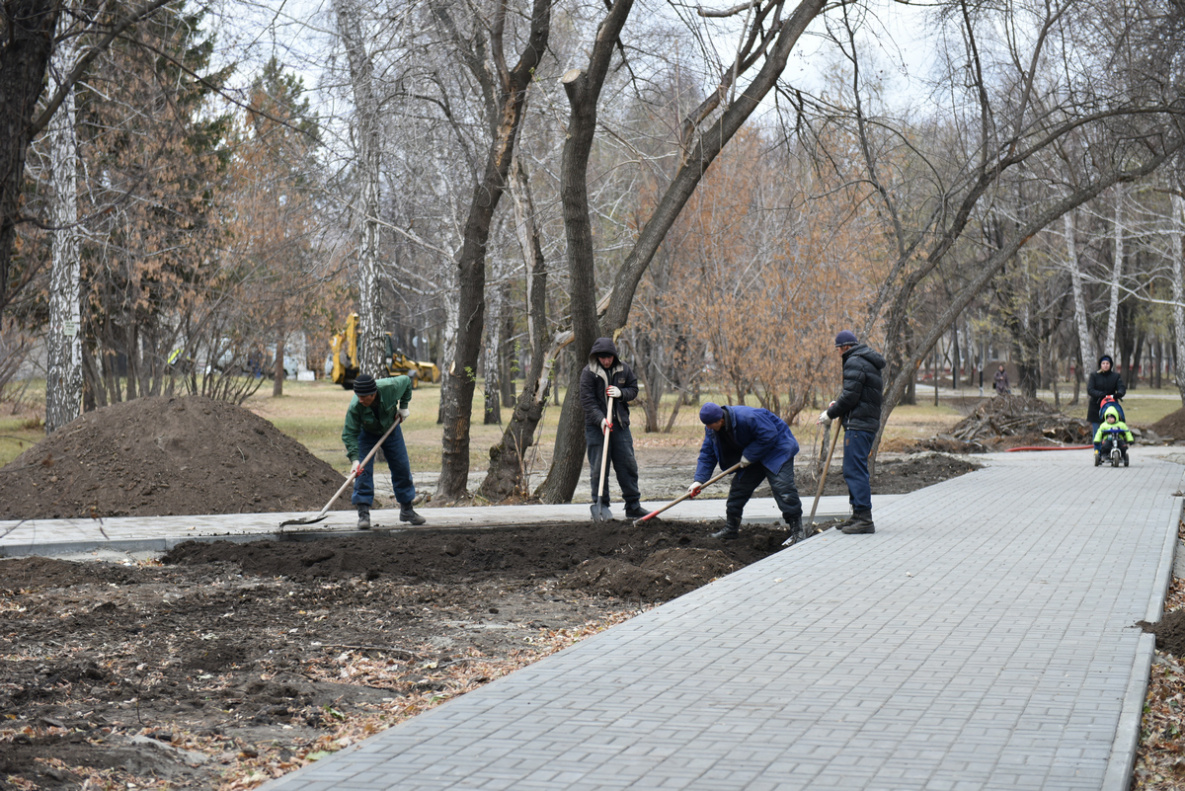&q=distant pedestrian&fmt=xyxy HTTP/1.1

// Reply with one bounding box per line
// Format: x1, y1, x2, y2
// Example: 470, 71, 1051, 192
817, 330, 886, 535
1087, 355, 1126, 462
689, 403, 803, 542
579, 337, 645, 520
341, 373, 425, 529
993, 364, 1010, 395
